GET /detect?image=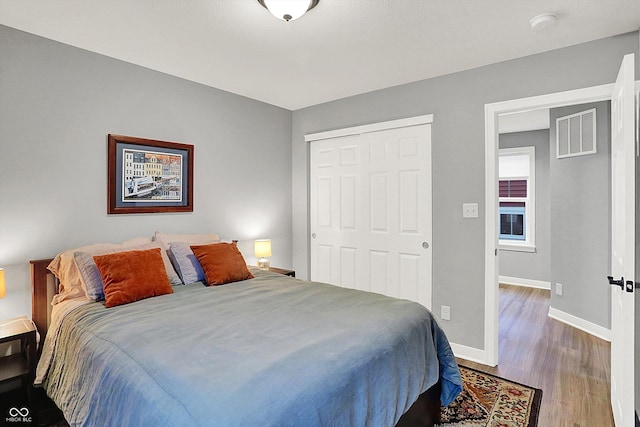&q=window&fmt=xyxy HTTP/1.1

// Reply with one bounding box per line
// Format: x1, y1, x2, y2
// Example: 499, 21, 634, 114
499, 193, 525, 241
499, 147, 535, 251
